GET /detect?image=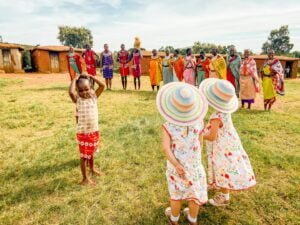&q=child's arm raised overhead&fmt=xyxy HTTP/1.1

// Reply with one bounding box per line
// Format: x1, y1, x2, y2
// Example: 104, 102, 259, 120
203, 119, 222, 141
88, 75, 105, 98
69, 75, 79, 103
162, 128, 186, 180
